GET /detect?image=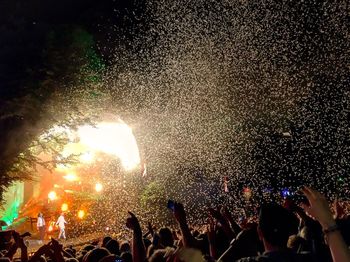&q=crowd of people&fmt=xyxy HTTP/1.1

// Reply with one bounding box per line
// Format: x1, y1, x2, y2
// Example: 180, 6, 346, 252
0, 186, 349, 262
